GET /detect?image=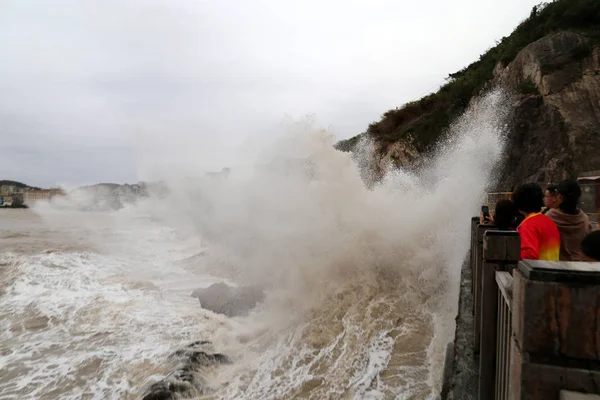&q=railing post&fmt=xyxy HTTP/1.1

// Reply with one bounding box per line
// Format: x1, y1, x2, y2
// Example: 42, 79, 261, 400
474, 223, 497, 351
470, 216, 480, 294
479, 230, 520, 400
511, 261, 600, 399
